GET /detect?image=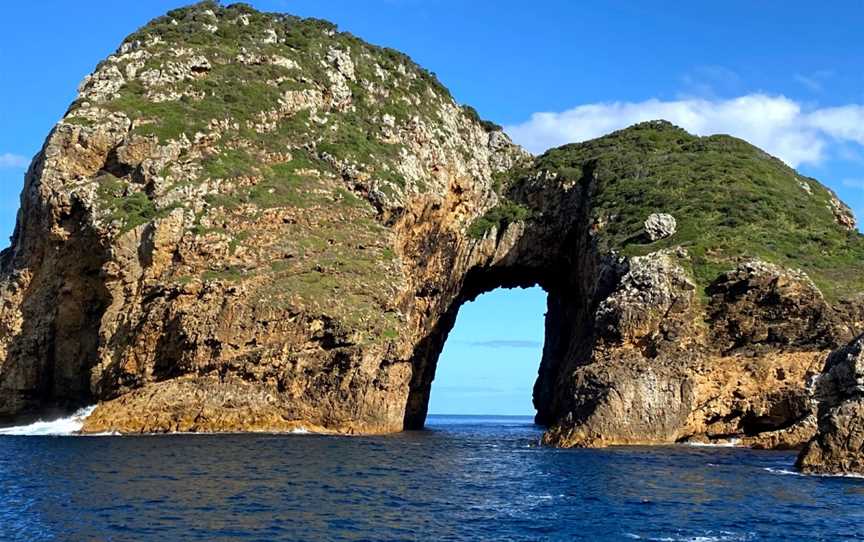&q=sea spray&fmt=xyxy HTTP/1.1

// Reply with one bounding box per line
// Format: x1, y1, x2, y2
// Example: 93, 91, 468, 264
0, 405, 96, 436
